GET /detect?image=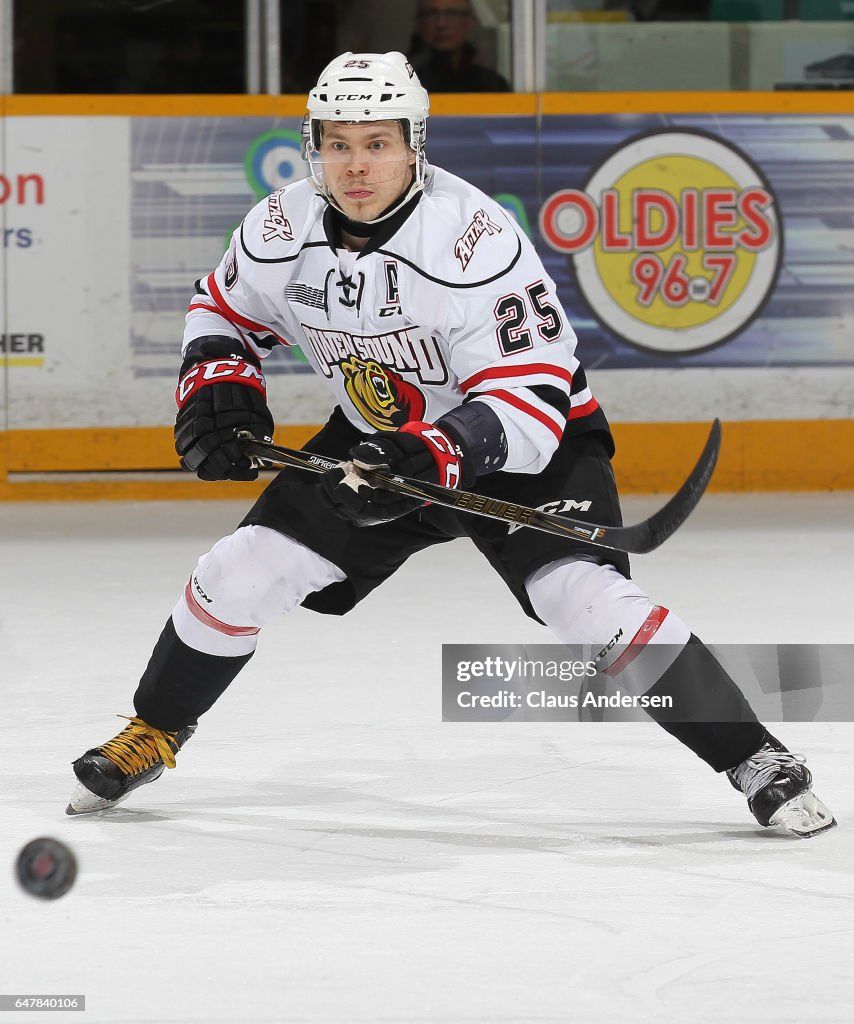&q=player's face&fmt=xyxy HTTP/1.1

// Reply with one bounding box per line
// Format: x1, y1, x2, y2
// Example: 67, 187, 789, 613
318, 120, 415, 222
